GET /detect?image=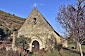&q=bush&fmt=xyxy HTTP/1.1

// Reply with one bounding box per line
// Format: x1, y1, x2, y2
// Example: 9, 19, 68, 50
15, 35, 31, 49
